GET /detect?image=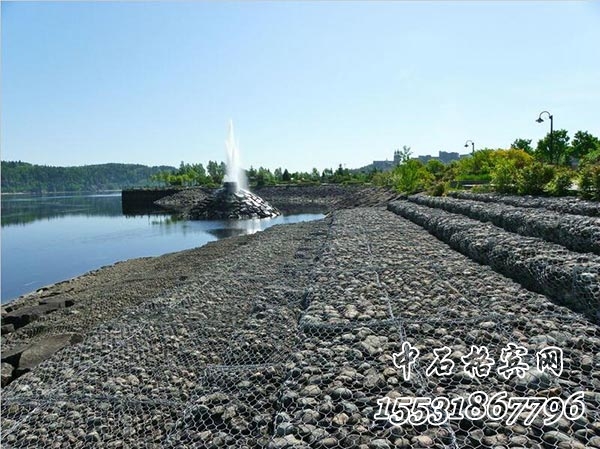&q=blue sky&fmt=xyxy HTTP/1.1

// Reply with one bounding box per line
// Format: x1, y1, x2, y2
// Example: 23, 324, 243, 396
2, 1, 599, 172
